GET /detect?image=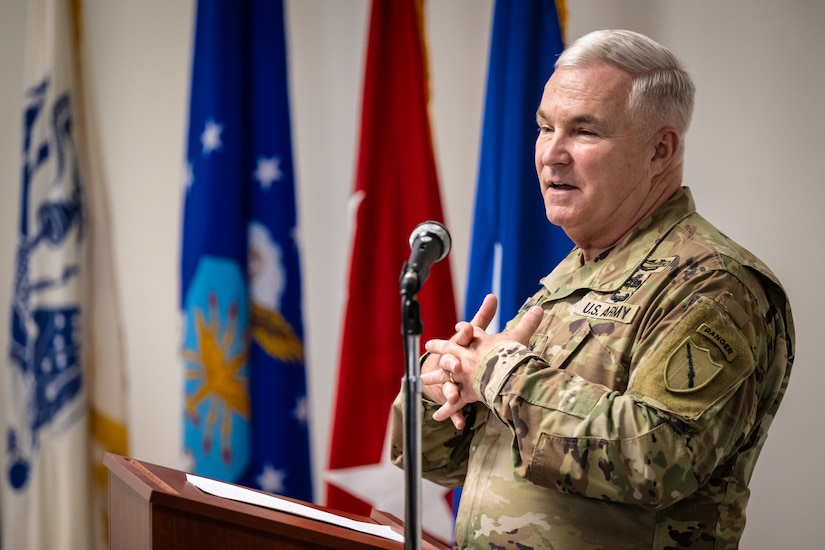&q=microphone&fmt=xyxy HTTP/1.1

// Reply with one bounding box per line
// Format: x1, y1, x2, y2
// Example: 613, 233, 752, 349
400, 221, 451, 295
